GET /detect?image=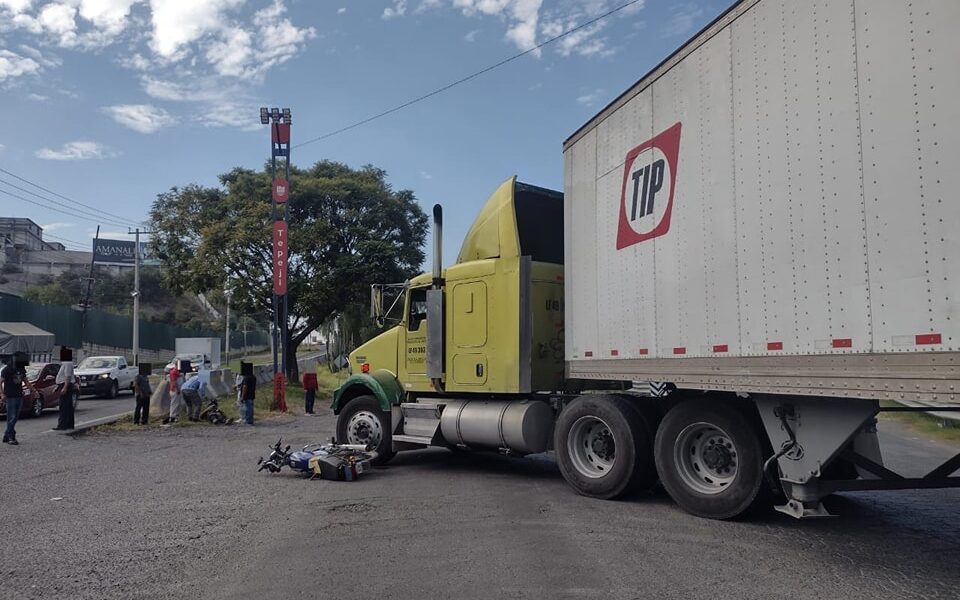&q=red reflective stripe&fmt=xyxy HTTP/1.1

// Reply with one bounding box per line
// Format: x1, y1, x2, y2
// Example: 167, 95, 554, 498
713, 344, 728, 353
610, 349, 619, 356
767, 342, 783, 351
916, 333, 942, 345
584, 351, 593, 357
832, 338, 852, 348
638, 348, 649, 355
673, 347, 686, 355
